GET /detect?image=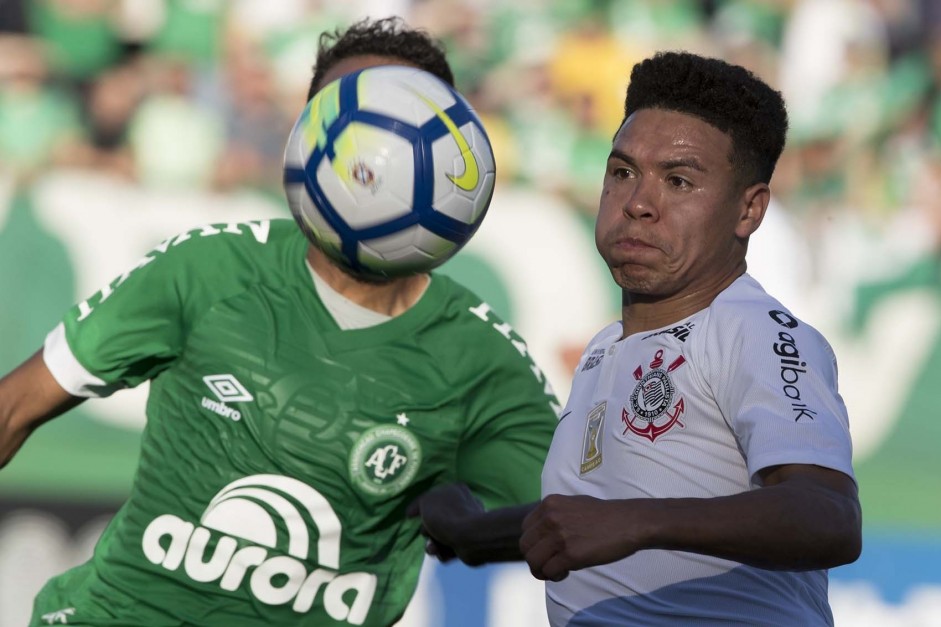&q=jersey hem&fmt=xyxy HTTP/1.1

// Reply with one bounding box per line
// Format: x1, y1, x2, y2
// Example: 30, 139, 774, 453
747, 452, 856, 485
43, 323, 120, 398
